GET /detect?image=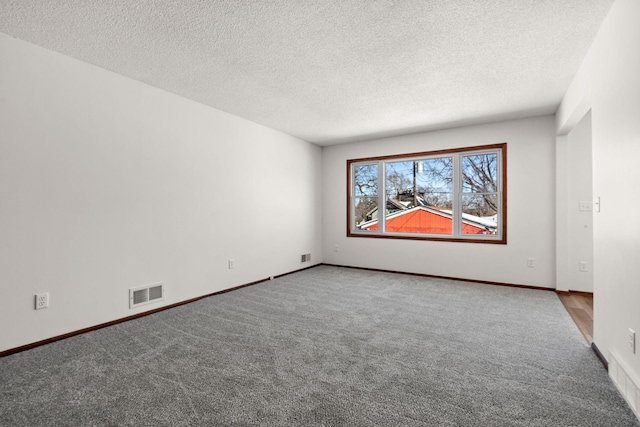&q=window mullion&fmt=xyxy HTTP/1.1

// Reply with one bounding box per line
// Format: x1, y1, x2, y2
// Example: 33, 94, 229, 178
452, 153, 461, 237
349, 163, 355, 233
379, 160, 386, 234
